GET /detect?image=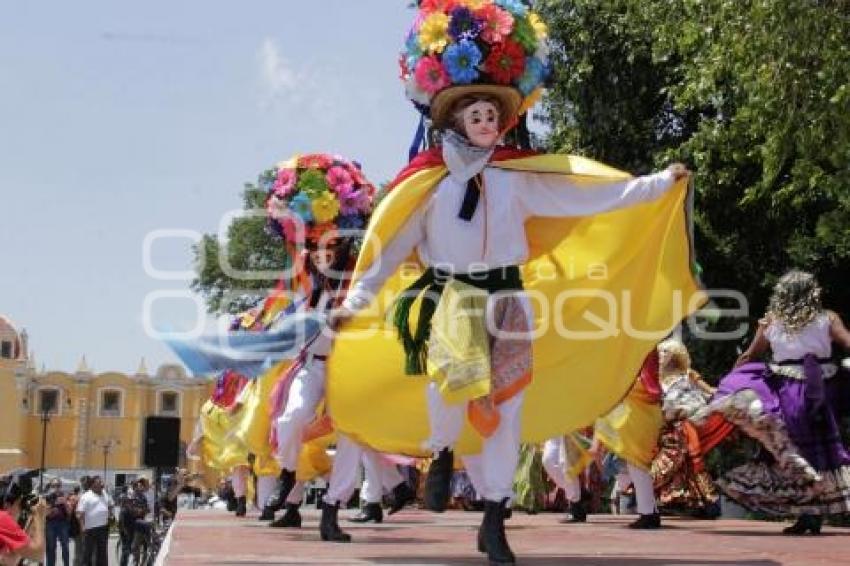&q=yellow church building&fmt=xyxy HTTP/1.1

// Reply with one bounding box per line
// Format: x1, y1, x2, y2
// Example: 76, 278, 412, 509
0, 315, 214, 486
